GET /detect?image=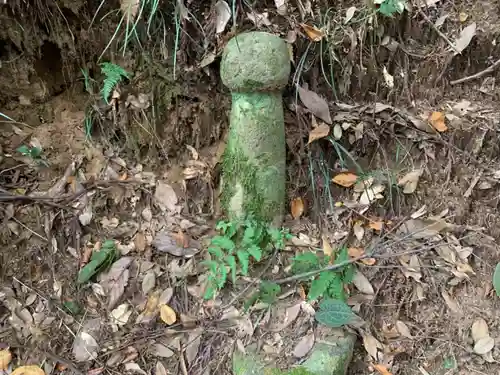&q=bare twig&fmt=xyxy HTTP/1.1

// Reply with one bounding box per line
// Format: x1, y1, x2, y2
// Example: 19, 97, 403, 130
220, 249, 278, 309
450, 58, 500, 85
272, 217, 448, 284
418, 9, 461, 55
